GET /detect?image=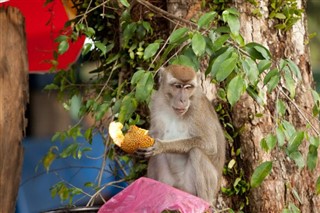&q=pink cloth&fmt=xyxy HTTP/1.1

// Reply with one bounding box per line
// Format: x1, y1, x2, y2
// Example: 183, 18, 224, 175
98, 177, 210, 213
